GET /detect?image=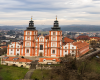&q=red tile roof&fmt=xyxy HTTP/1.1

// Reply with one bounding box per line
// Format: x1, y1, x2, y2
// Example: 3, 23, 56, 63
76, 35, 90, 40
38, 58, 60, 62
63, 37, 74, 44
2, 57, 32, 62
90, 37, 100, 41
73, 41, 89, 49
45, 35, 49, 39
1, 46, 7, 49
